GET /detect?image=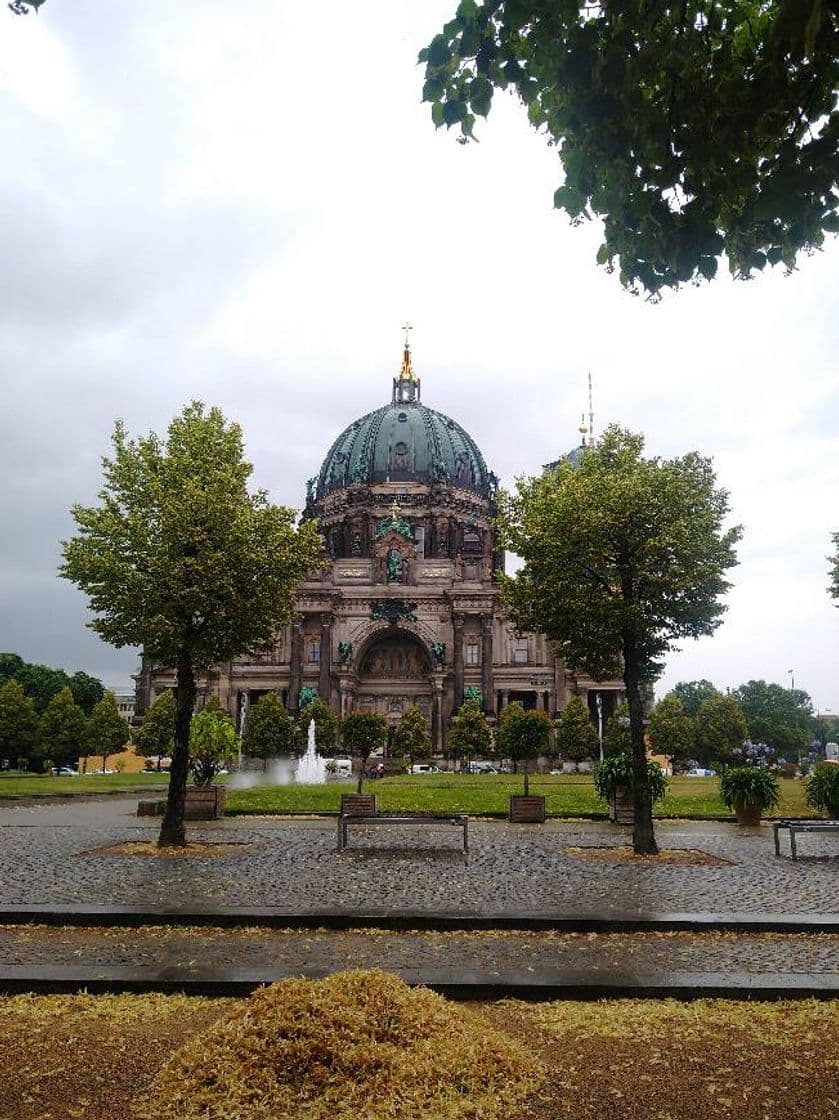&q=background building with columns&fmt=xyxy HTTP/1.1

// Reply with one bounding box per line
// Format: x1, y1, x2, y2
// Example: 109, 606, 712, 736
134, 340, 625, 748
